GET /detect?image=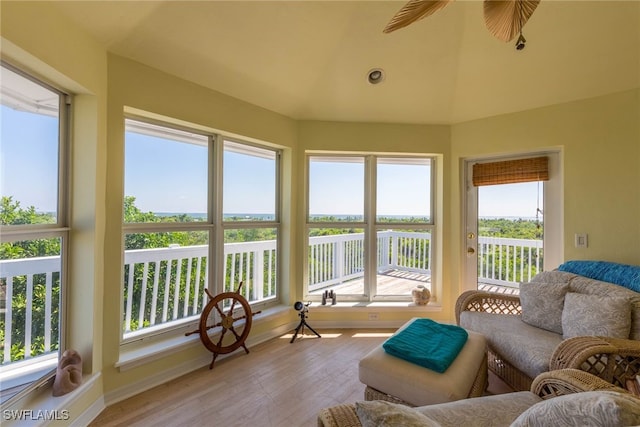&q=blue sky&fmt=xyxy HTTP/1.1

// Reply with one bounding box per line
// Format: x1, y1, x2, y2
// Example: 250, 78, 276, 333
479, 182, 542, 219
309, 158, 432, 217
2, 103, 541, 219
125, 131, 277, 214
1, 105, 59, 213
